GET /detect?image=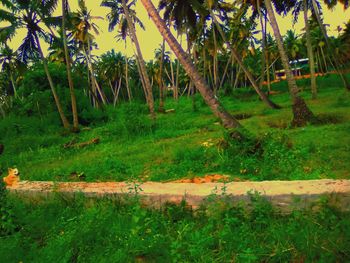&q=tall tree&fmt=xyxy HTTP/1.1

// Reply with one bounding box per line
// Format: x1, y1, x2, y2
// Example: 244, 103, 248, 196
265, 0, 315, 126
71, 0, 107, 107
101, 0, 155, 119
303, 0, 317, 98
140, 0, 242, 129
0, 0, 70, 128
62, 0, 79, 131
311, 0, 350, 90
0, 45, 20, 98
208, 3, 281, 109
